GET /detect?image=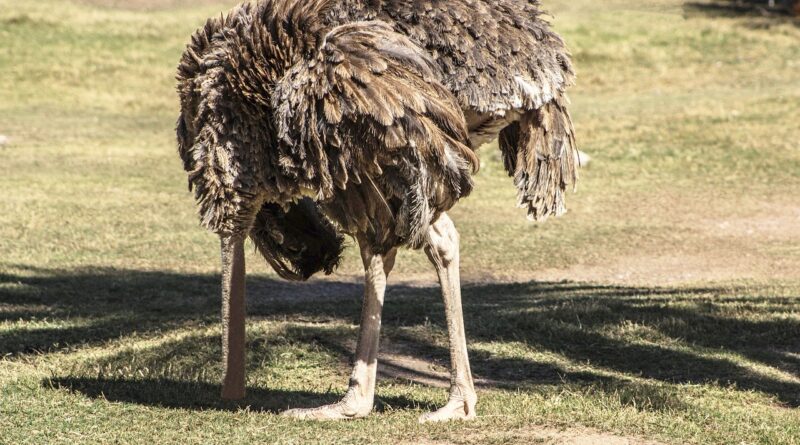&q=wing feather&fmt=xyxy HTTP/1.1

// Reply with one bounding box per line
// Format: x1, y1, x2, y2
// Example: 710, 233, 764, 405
273, 18, 478, 247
